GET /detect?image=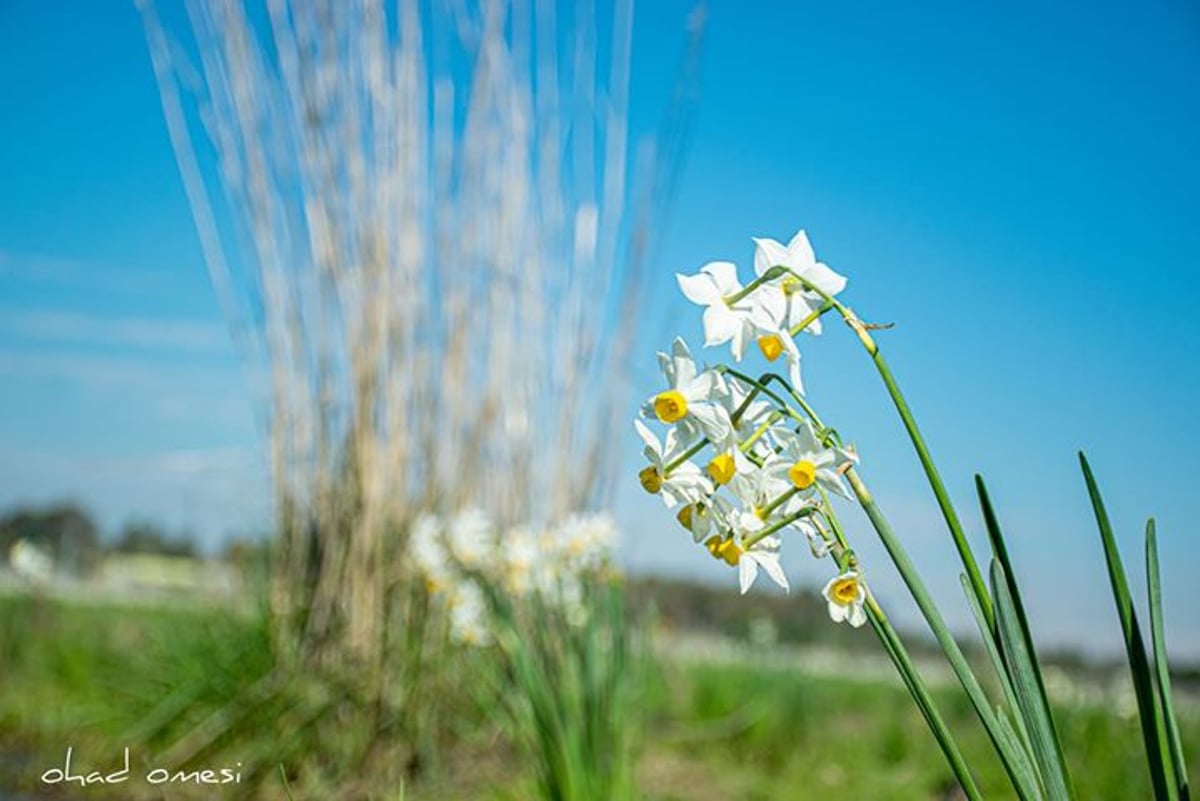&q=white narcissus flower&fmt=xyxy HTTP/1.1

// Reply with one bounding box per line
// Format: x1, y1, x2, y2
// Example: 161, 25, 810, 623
410, 513, 450, 593
823, 570, 867, 627
449, 582, 491, 645
765, 419, 858, 499
641, 338, 732, 443
727, 464, 794, 526
703, 444, 755, 489
737, 535, 789, 594
635, 420, 712, 509
746, 289, 806, 393
444, 507, 496, 570
676, 495, 731, 543
752, 229, 847, 335
720, 377, 776, 459
676, 261, 757, 360
703, 526, 789, 594
557, 513, 616, 570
